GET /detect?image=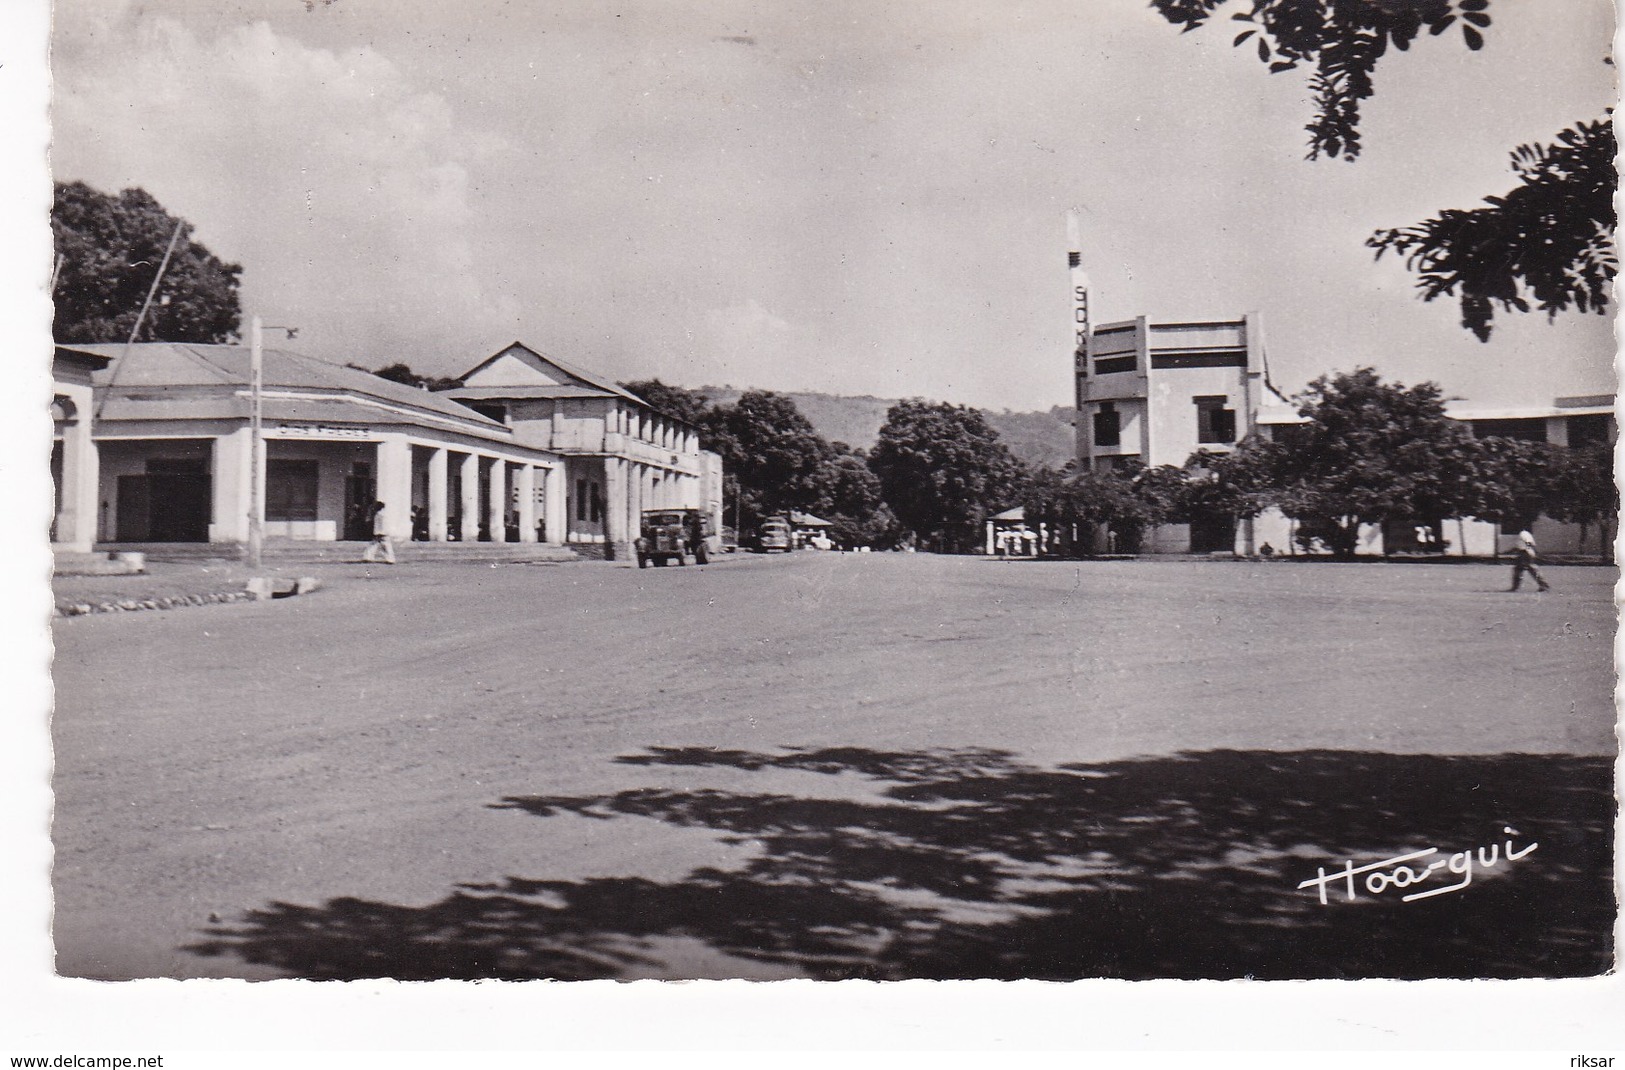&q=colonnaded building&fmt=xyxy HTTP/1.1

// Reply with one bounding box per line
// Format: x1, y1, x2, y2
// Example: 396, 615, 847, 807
1072, 311, 1615, 557
50, 339, 722, 560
